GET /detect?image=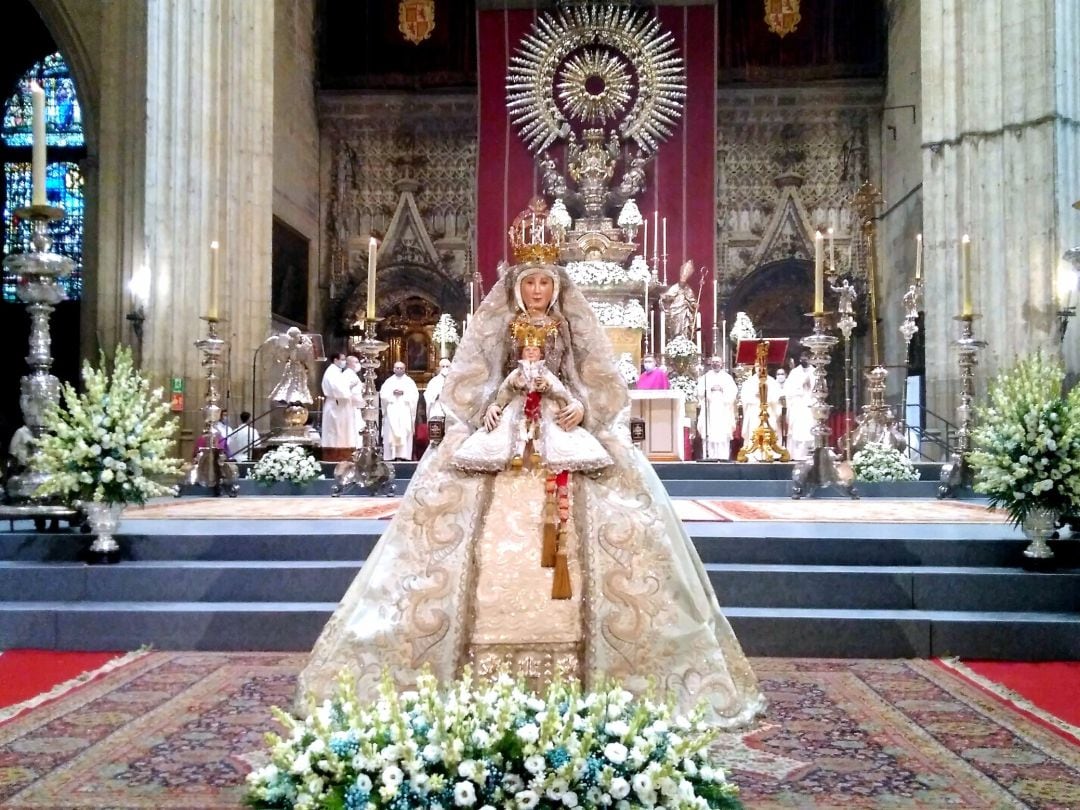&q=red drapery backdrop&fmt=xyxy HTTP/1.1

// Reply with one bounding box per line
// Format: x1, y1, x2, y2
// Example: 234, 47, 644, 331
476, 5, 718, 340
